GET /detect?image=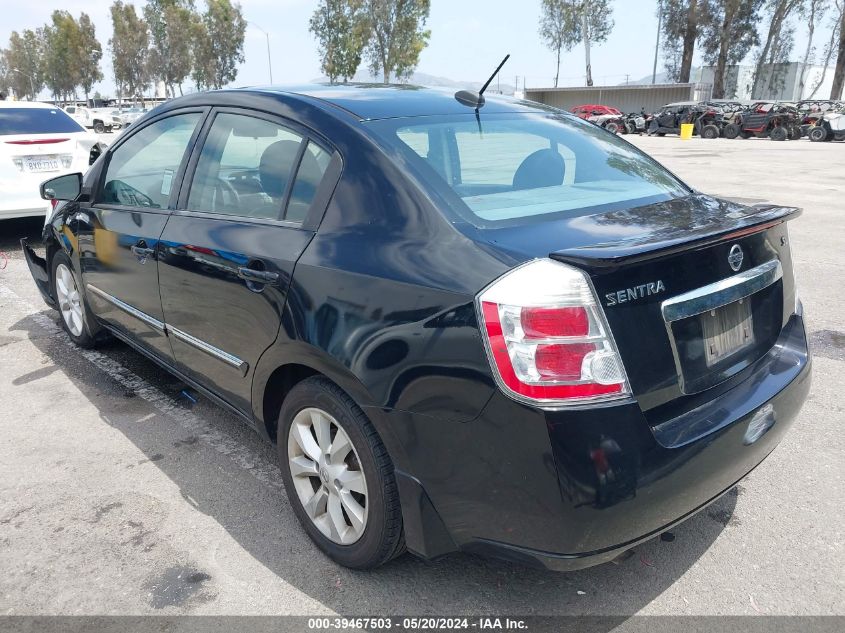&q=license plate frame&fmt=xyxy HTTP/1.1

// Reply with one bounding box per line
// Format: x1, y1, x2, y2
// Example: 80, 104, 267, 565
700, 298, 755, 367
